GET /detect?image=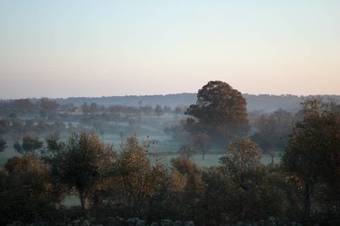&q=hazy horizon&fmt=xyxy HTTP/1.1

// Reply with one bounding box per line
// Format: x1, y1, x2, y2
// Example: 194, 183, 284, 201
2, 91, 340, 101
1, 1, 340, 99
